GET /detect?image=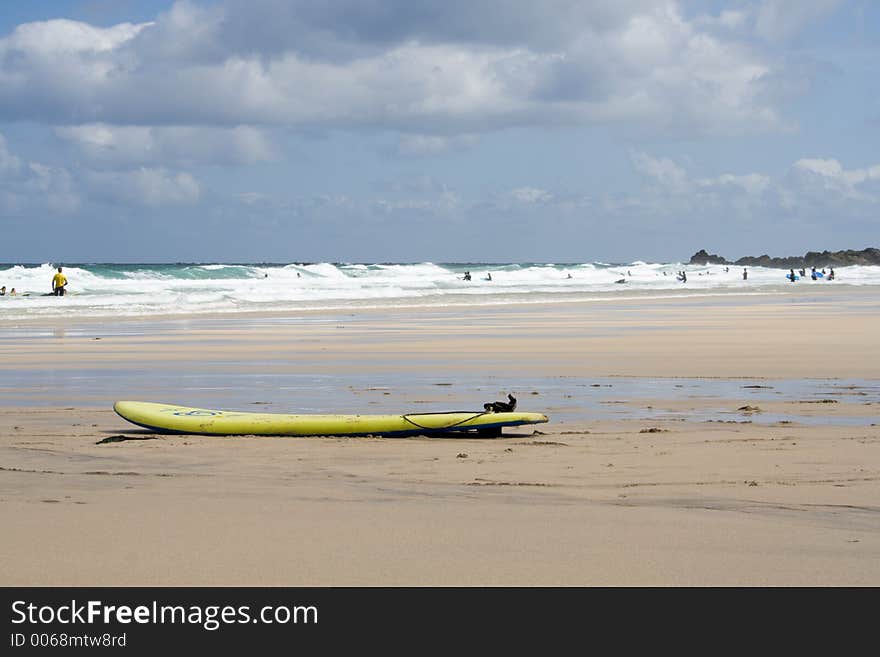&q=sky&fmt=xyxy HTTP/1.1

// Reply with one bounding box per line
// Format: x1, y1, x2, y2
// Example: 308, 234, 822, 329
0, 0, 877, 263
